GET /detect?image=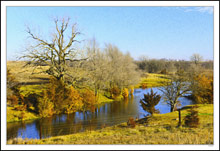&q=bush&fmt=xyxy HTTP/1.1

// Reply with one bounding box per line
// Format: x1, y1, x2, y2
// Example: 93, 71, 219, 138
81, 89, 96, 112
184, 106, 199, 128
192, 74, 213, 104
37, 90, 54, 118
129, 86, 134, 95
110, 86, 121, 99
14, 104, 27, 111
7, 69, 21, 105
7, 95, 19, 105
23, 93, 39, 111
122, 88, 129, 99
140, 89, 161, 115
64, 86, 83, 114
127, 117, 136, 128
141, 83, 147, 89
46, 77, 68, 114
